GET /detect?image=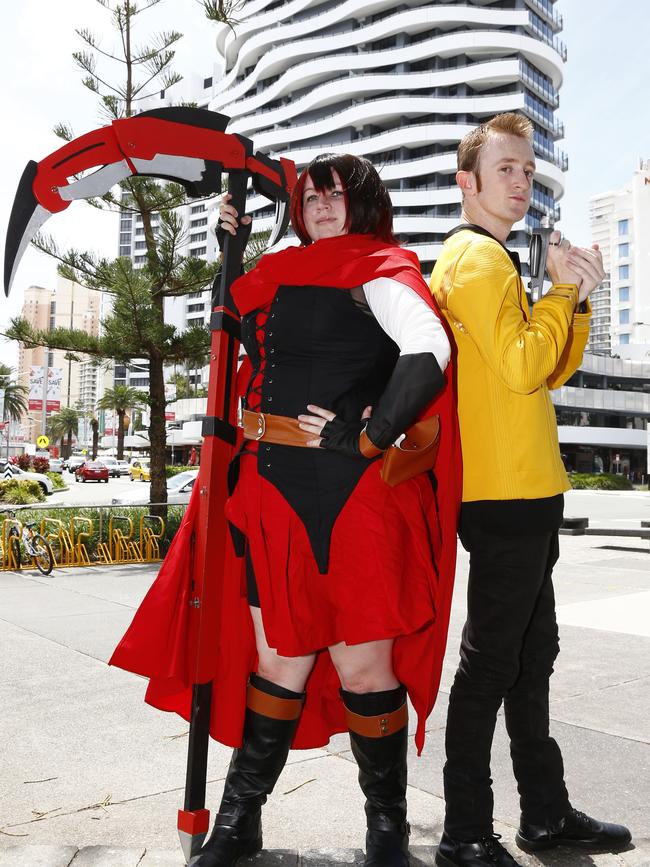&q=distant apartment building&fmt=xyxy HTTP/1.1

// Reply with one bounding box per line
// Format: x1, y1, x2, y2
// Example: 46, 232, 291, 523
16, 278, 101, 445
589, 160, 650, 360
551, 354, 649, 479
